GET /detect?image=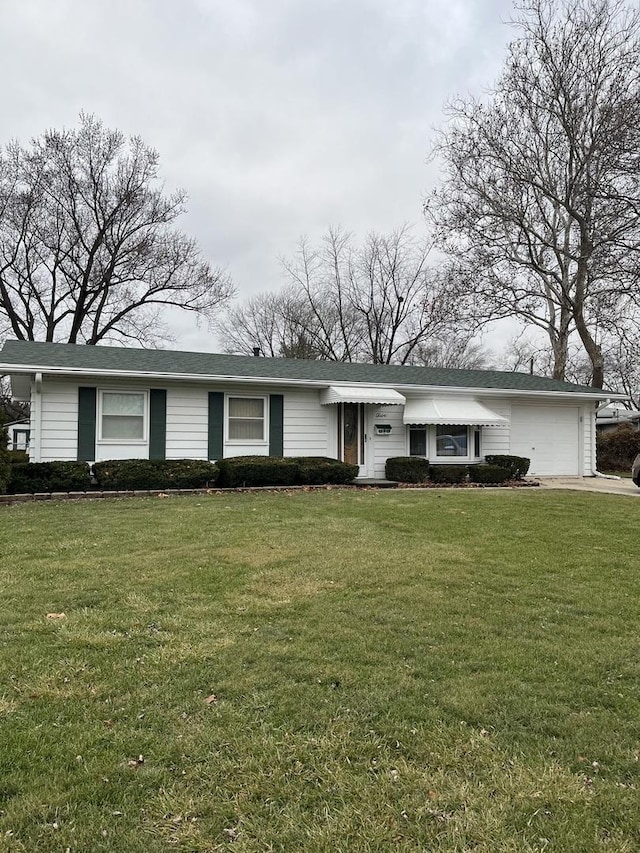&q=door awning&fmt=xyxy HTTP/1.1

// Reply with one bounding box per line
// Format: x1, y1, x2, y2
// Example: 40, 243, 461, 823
320, 386, 406, 405
402, 397, 508, 426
